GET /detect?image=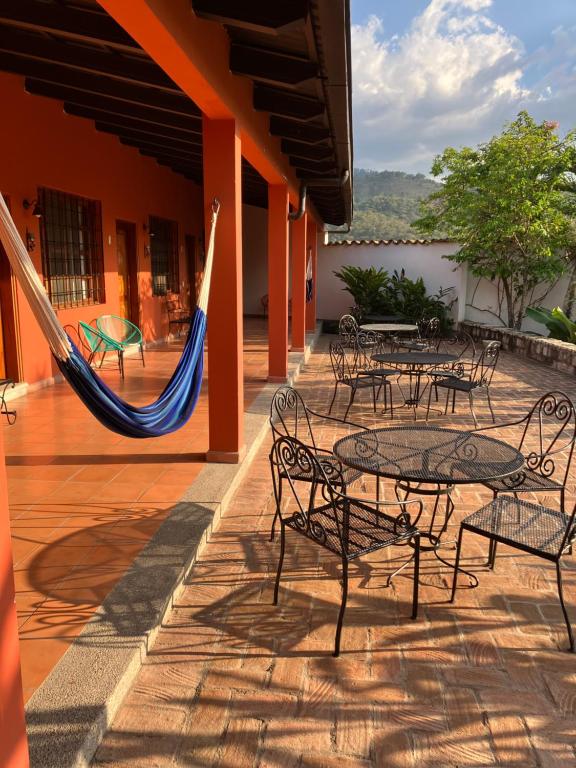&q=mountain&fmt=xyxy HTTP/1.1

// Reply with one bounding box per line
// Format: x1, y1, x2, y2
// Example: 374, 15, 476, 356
330, 168, 446, 241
